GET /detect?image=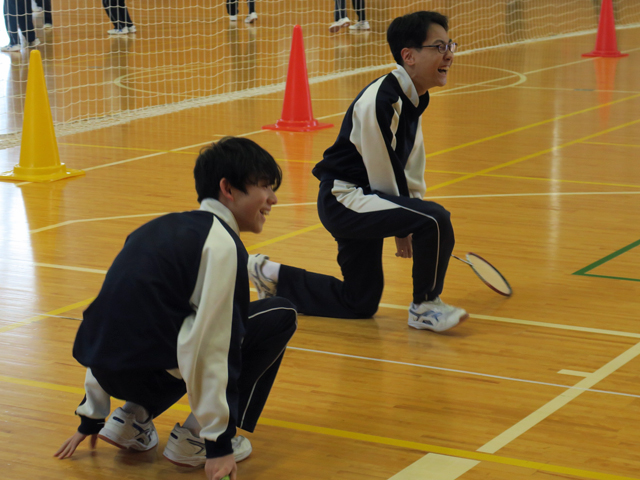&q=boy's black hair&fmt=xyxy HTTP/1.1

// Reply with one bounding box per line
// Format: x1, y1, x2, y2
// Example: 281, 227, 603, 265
387, 11, 449, 66
194, 136, 282, 203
